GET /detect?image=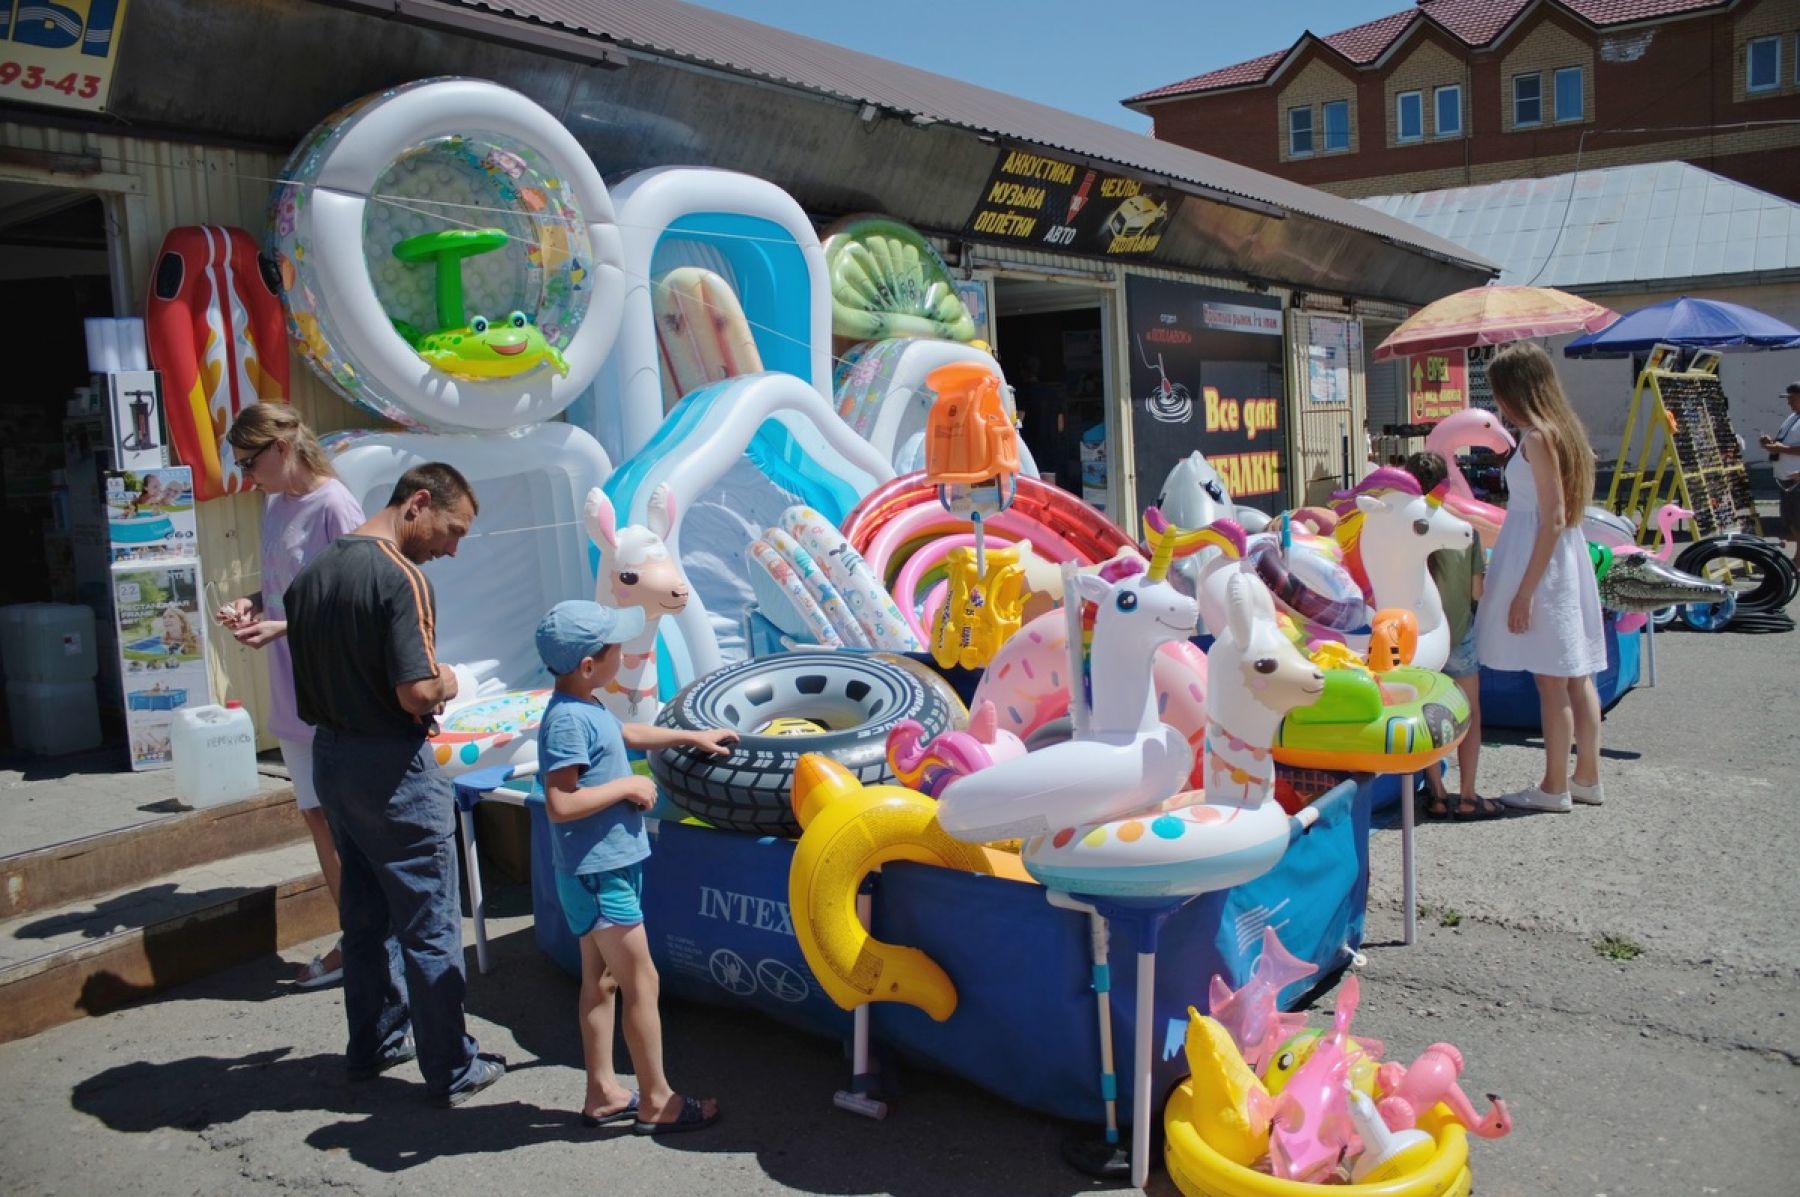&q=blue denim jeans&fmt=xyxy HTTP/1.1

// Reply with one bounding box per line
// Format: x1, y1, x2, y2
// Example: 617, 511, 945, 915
313, 728, 479, 1098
